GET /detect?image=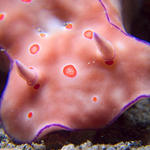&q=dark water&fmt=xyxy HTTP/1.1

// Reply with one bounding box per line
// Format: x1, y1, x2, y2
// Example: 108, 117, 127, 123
0, 48, 12, 98
121, 0, 150, 42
